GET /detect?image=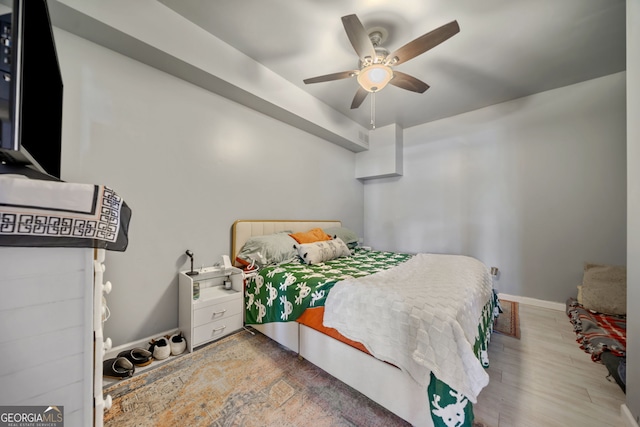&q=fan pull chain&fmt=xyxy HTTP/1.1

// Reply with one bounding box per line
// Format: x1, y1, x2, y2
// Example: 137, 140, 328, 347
370, 91, 376, 130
